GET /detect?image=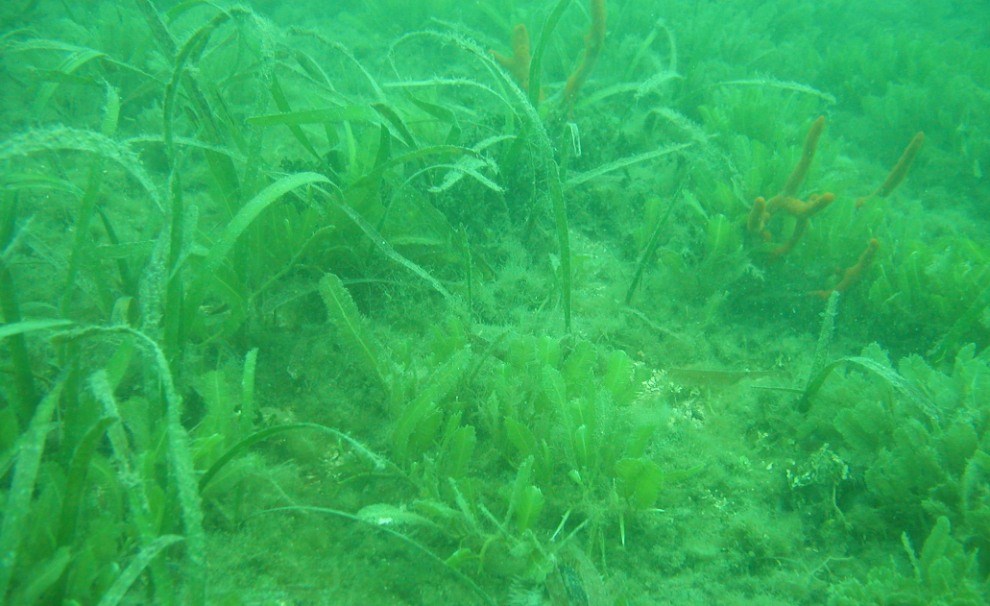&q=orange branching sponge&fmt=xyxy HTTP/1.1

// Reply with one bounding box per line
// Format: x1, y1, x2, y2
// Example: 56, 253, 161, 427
491, 23, 533, 91
781, 115, 825, 199
856, 132, 925, 208
812, 238, 880, 299
562, 0, 607, 109
746, 196, 770, 236
768, 193, 836, 257
747, 116, 835, 257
